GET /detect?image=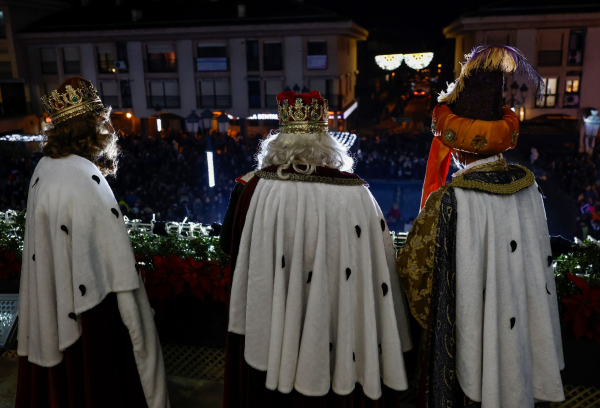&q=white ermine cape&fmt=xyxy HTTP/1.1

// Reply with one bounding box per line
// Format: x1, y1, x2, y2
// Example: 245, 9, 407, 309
228, 176, 412, 400
18, 155, 169, 408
